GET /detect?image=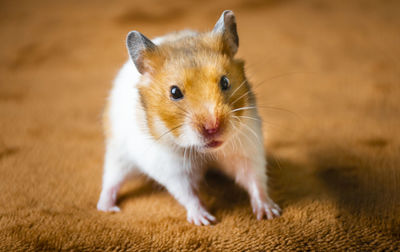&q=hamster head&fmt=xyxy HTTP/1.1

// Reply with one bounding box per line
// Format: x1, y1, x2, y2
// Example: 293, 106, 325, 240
127, 10, 254, 152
